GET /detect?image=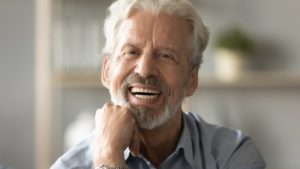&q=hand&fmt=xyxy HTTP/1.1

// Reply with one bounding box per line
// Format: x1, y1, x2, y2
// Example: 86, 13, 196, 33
93, 103, 140, 167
